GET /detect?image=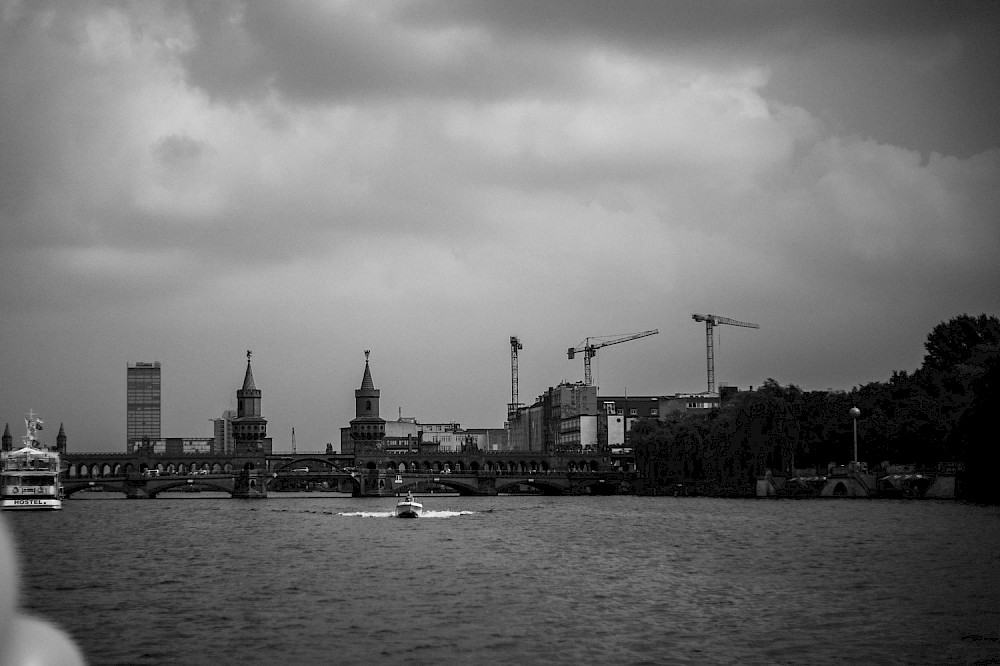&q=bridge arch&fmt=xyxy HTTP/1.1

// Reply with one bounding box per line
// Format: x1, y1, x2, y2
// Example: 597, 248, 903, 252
271, 457, 344, 473
495, 478, 565, 496
393, 476, 480, 496
63, 480, 127, 497
147, 479, 236, 497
